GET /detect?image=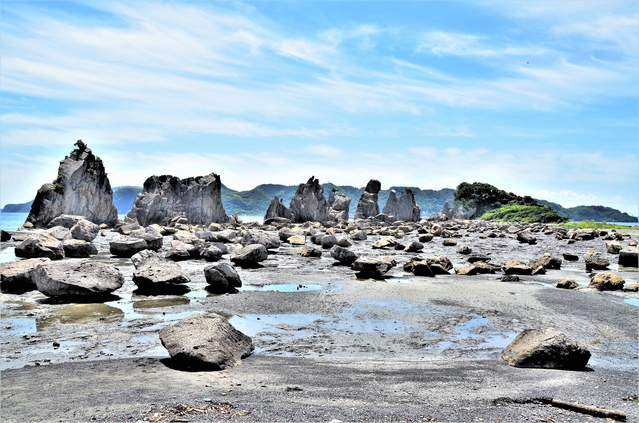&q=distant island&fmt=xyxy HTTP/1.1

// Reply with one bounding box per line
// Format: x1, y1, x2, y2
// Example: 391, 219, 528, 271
2, 183, 636, 223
